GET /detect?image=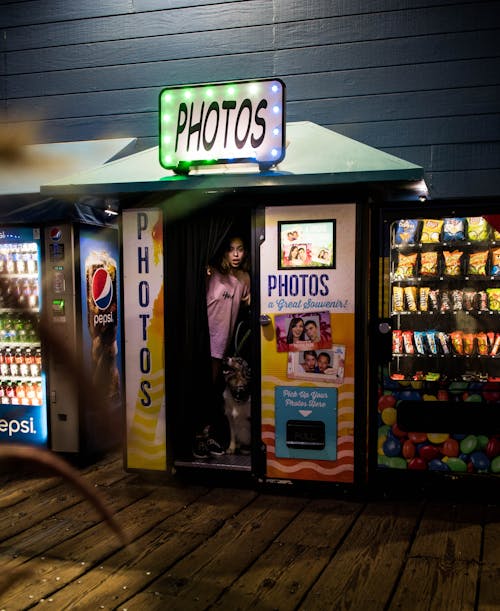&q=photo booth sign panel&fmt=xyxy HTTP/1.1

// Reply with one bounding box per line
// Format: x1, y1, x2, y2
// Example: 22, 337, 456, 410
260, 204, 356, 483
122, 209, 166, 471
